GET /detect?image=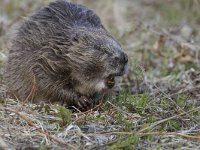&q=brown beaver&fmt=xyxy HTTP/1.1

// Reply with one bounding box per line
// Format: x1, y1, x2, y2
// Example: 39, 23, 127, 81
4, 0, 128, 111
